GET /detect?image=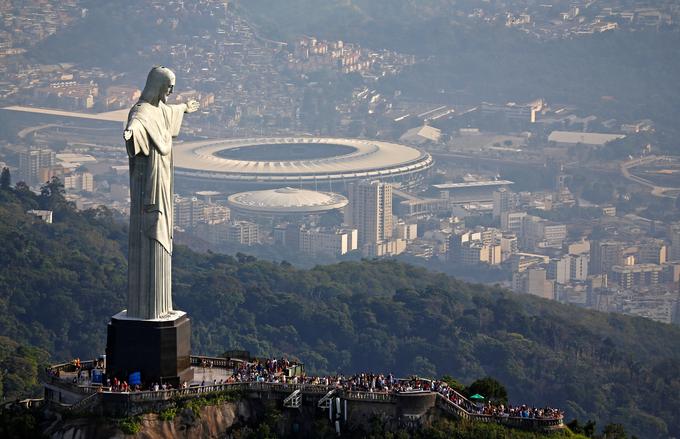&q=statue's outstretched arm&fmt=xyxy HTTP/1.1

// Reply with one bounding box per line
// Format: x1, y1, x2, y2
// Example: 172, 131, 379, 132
184, 100, 200, 113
